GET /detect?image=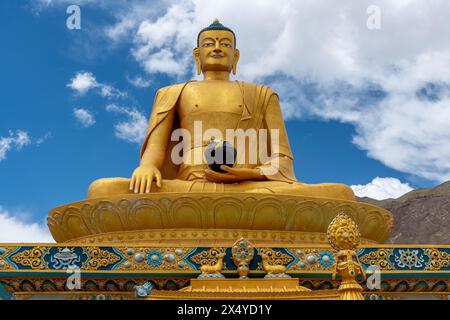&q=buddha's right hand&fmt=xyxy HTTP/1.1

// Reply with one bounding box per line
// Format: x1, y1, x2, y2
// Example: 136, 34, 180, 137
129, 165, 162, 194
